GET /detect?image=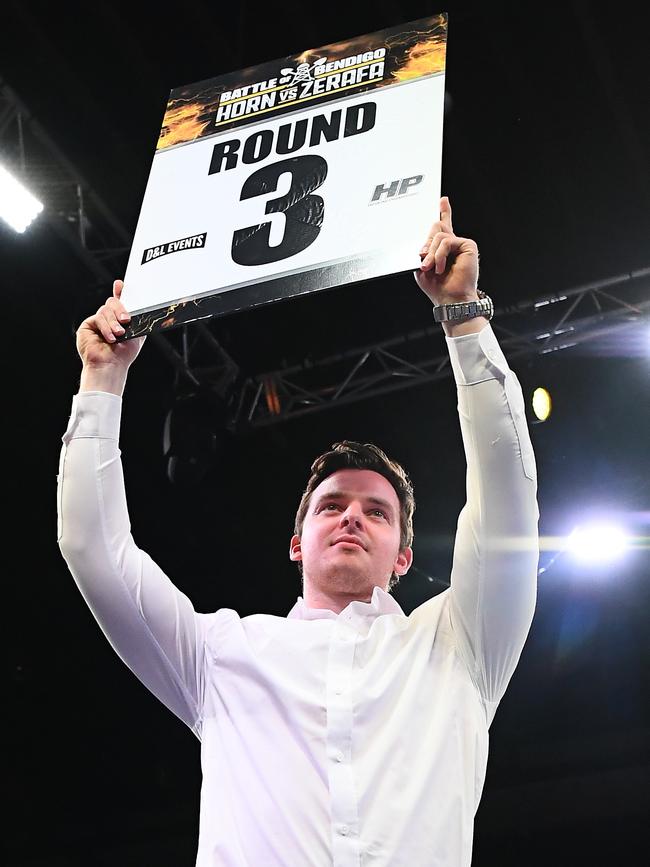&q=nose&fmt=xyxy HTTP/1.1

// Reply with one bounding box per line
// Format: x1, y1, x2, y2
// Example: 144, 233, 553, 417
339, 503, 363, 529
